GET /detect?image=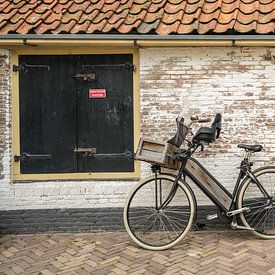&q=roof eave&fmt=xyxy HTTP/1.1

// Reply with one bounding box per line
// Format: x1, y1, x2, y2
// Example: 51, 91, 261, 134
0, 34, 274, 40
0, 34, 274, 47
